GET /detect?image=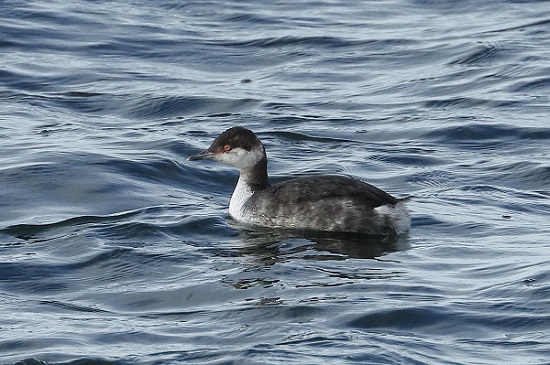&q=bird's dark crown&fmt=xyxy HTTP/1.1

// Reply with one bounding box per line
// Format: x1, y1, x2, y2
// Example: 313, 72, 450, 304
208, 126, 261, 152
